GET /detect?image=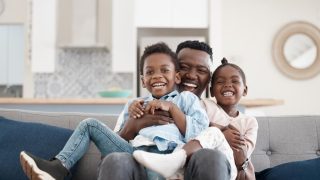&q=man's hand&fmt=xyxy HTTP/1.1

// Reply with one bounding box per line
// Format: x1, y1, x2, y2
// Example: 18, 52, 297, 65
119, 110, 173, 141
223, 124, 245, 151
